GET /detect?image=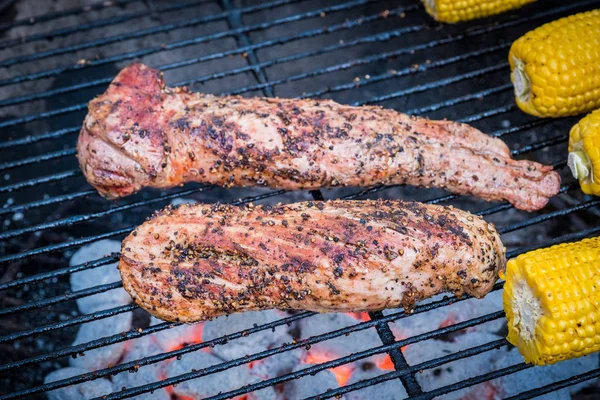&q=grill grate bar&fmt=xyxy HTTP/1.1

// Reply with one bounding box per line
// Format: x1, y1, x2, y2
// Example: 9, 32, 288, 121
0, 185, 210, 240
354, 63, 508, 107
499, 198, 600, 235
0, 169, 80, 194
0, 189, 287, 264
405, 83, 513, 115
175, 23, 424, 94
308, 339, 509, 400
408, 363, 532, 400
0, 1, 211, 49
4, 0, 592, 129
3, 0, 585, 148
368, 310, 423, 396
0, 190, 95, 216
0, 126, 79, 150
0, 304, 137, 344
0, 8, 419, 109
0, 0, 140, 32
1, 280, 503, 387
0, 0, 301, 68
493, 118, 552, 138
0, 282, 122, 316
504, 368, 600, 400
231, 43, 510, 98
206, 319, 507, 400
93, 311, 505, 400
0, 0, 404, 128
221, 0, 274, 97
0, 227, 132, 265
2, 0, 588, 109
0, 148, 76, 172
0, 255, 118, 291
0, 0, 377, 86
460, 103, 516, 124
0, 104, 87, 130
